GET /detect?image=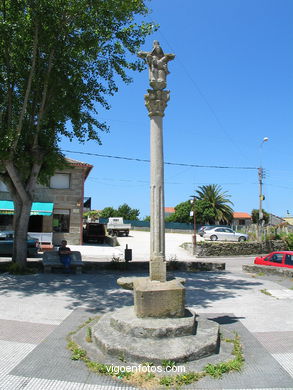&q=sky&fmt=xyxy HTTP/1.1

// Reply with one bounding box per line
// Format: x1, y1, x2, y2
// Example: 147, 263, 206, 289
60, 0, 293, 219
